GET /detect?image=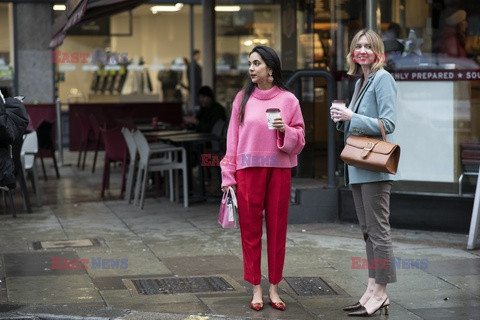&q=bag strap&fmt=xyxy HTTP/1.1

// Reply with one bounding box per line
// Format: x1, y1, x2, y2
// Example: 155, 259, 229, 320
228, 186, 238, 208
222, 187, 230, 201
377, 119, 386, 141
